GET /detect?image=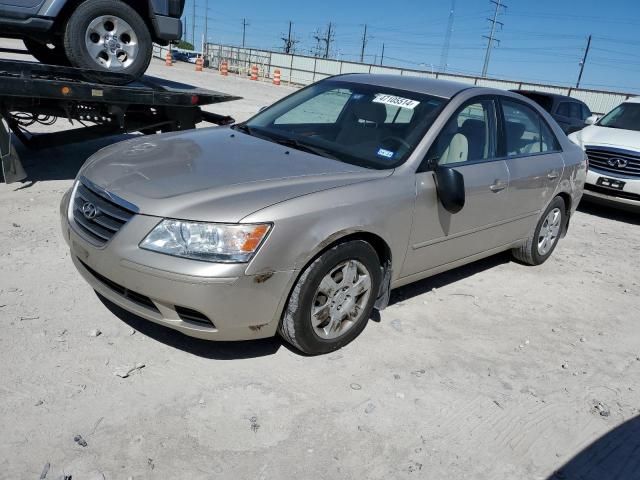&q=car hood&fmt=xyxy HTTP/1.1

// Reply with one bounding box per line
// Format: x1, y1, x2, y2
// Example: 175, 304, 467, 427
79, 127, 390, 223
571, 125, 640, 151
